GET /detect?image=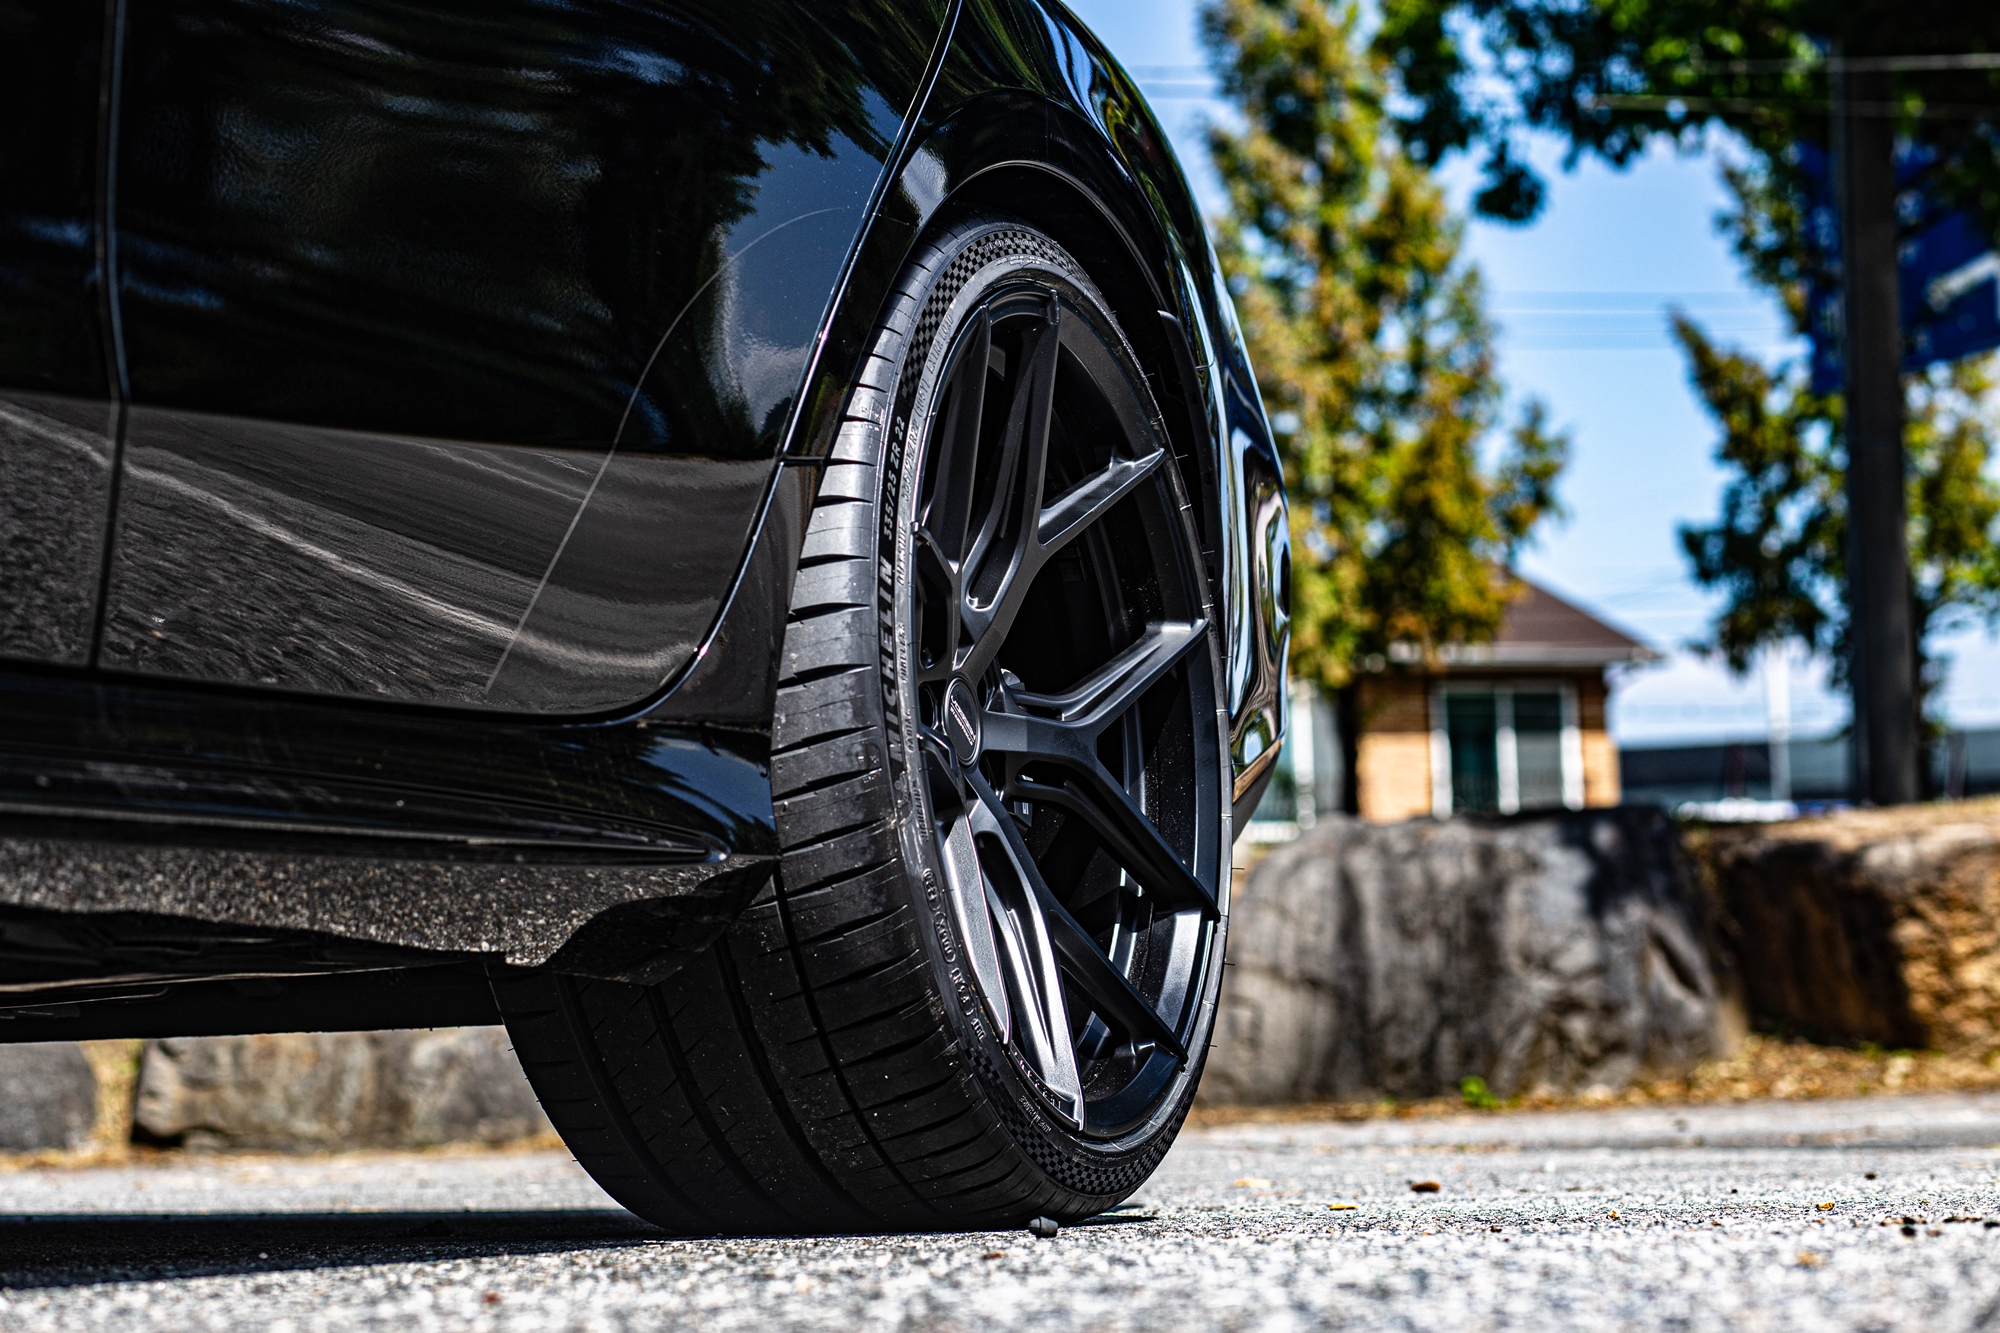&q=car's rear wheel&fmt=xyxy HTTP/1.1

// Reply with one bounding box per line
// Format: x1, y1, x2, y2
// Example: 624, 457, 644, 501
495, 218, 1231, 1233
